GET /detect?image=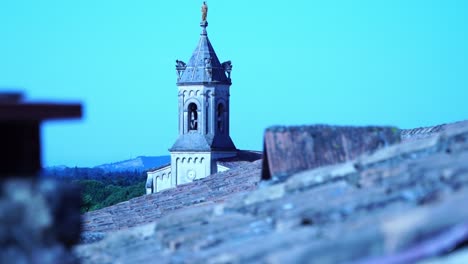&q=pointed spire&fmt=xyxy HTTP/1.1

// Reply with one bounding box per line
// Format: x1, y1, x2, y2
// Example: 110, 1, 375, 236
175, 3, 232, 86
